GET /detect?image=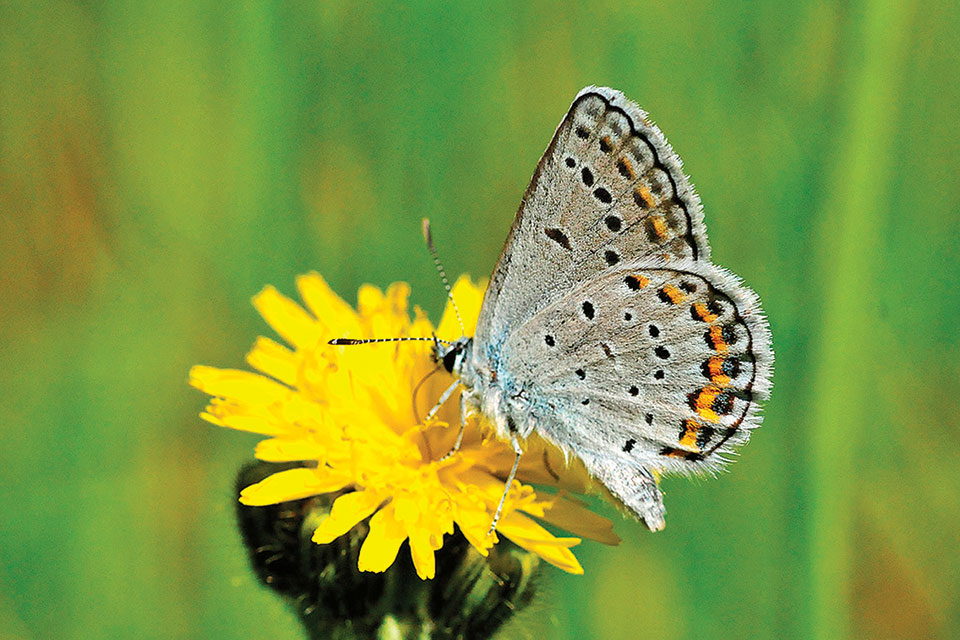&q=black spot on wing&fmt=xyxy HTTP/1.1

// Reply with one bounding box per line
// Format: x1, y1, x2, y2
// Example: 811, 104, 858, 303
544, 227, 571, 250
581, 167, 594, 187
581, 301, 595, 320
593, 187, 612, 203
567, 91, 703, 259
